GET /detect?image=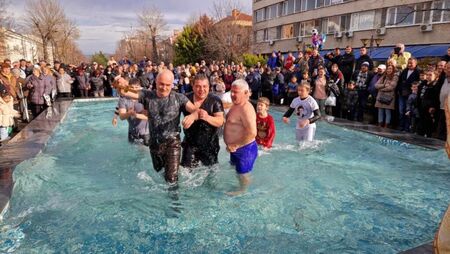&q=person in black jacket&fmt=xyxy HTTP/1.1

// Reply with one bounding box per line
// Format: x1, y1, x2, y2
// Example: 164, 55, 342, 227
397, 58, 421, 131
417, 70, 440, 137
338, 46, 355, 86
261, 67, 275, 103
441, 47, 450, 62
351, 62, 374, 122
355, 47, 374, 71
